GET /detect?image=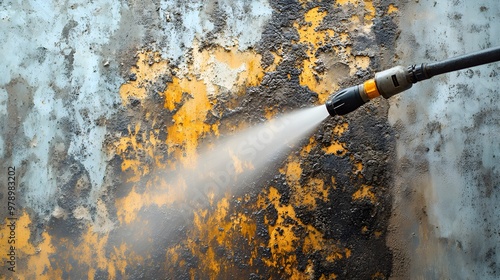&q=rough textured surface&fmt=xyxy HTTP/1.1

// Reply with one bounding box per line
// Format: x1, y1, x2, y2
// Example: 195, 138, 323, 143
388, 1, 500, 279
1, 0, 496, 279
